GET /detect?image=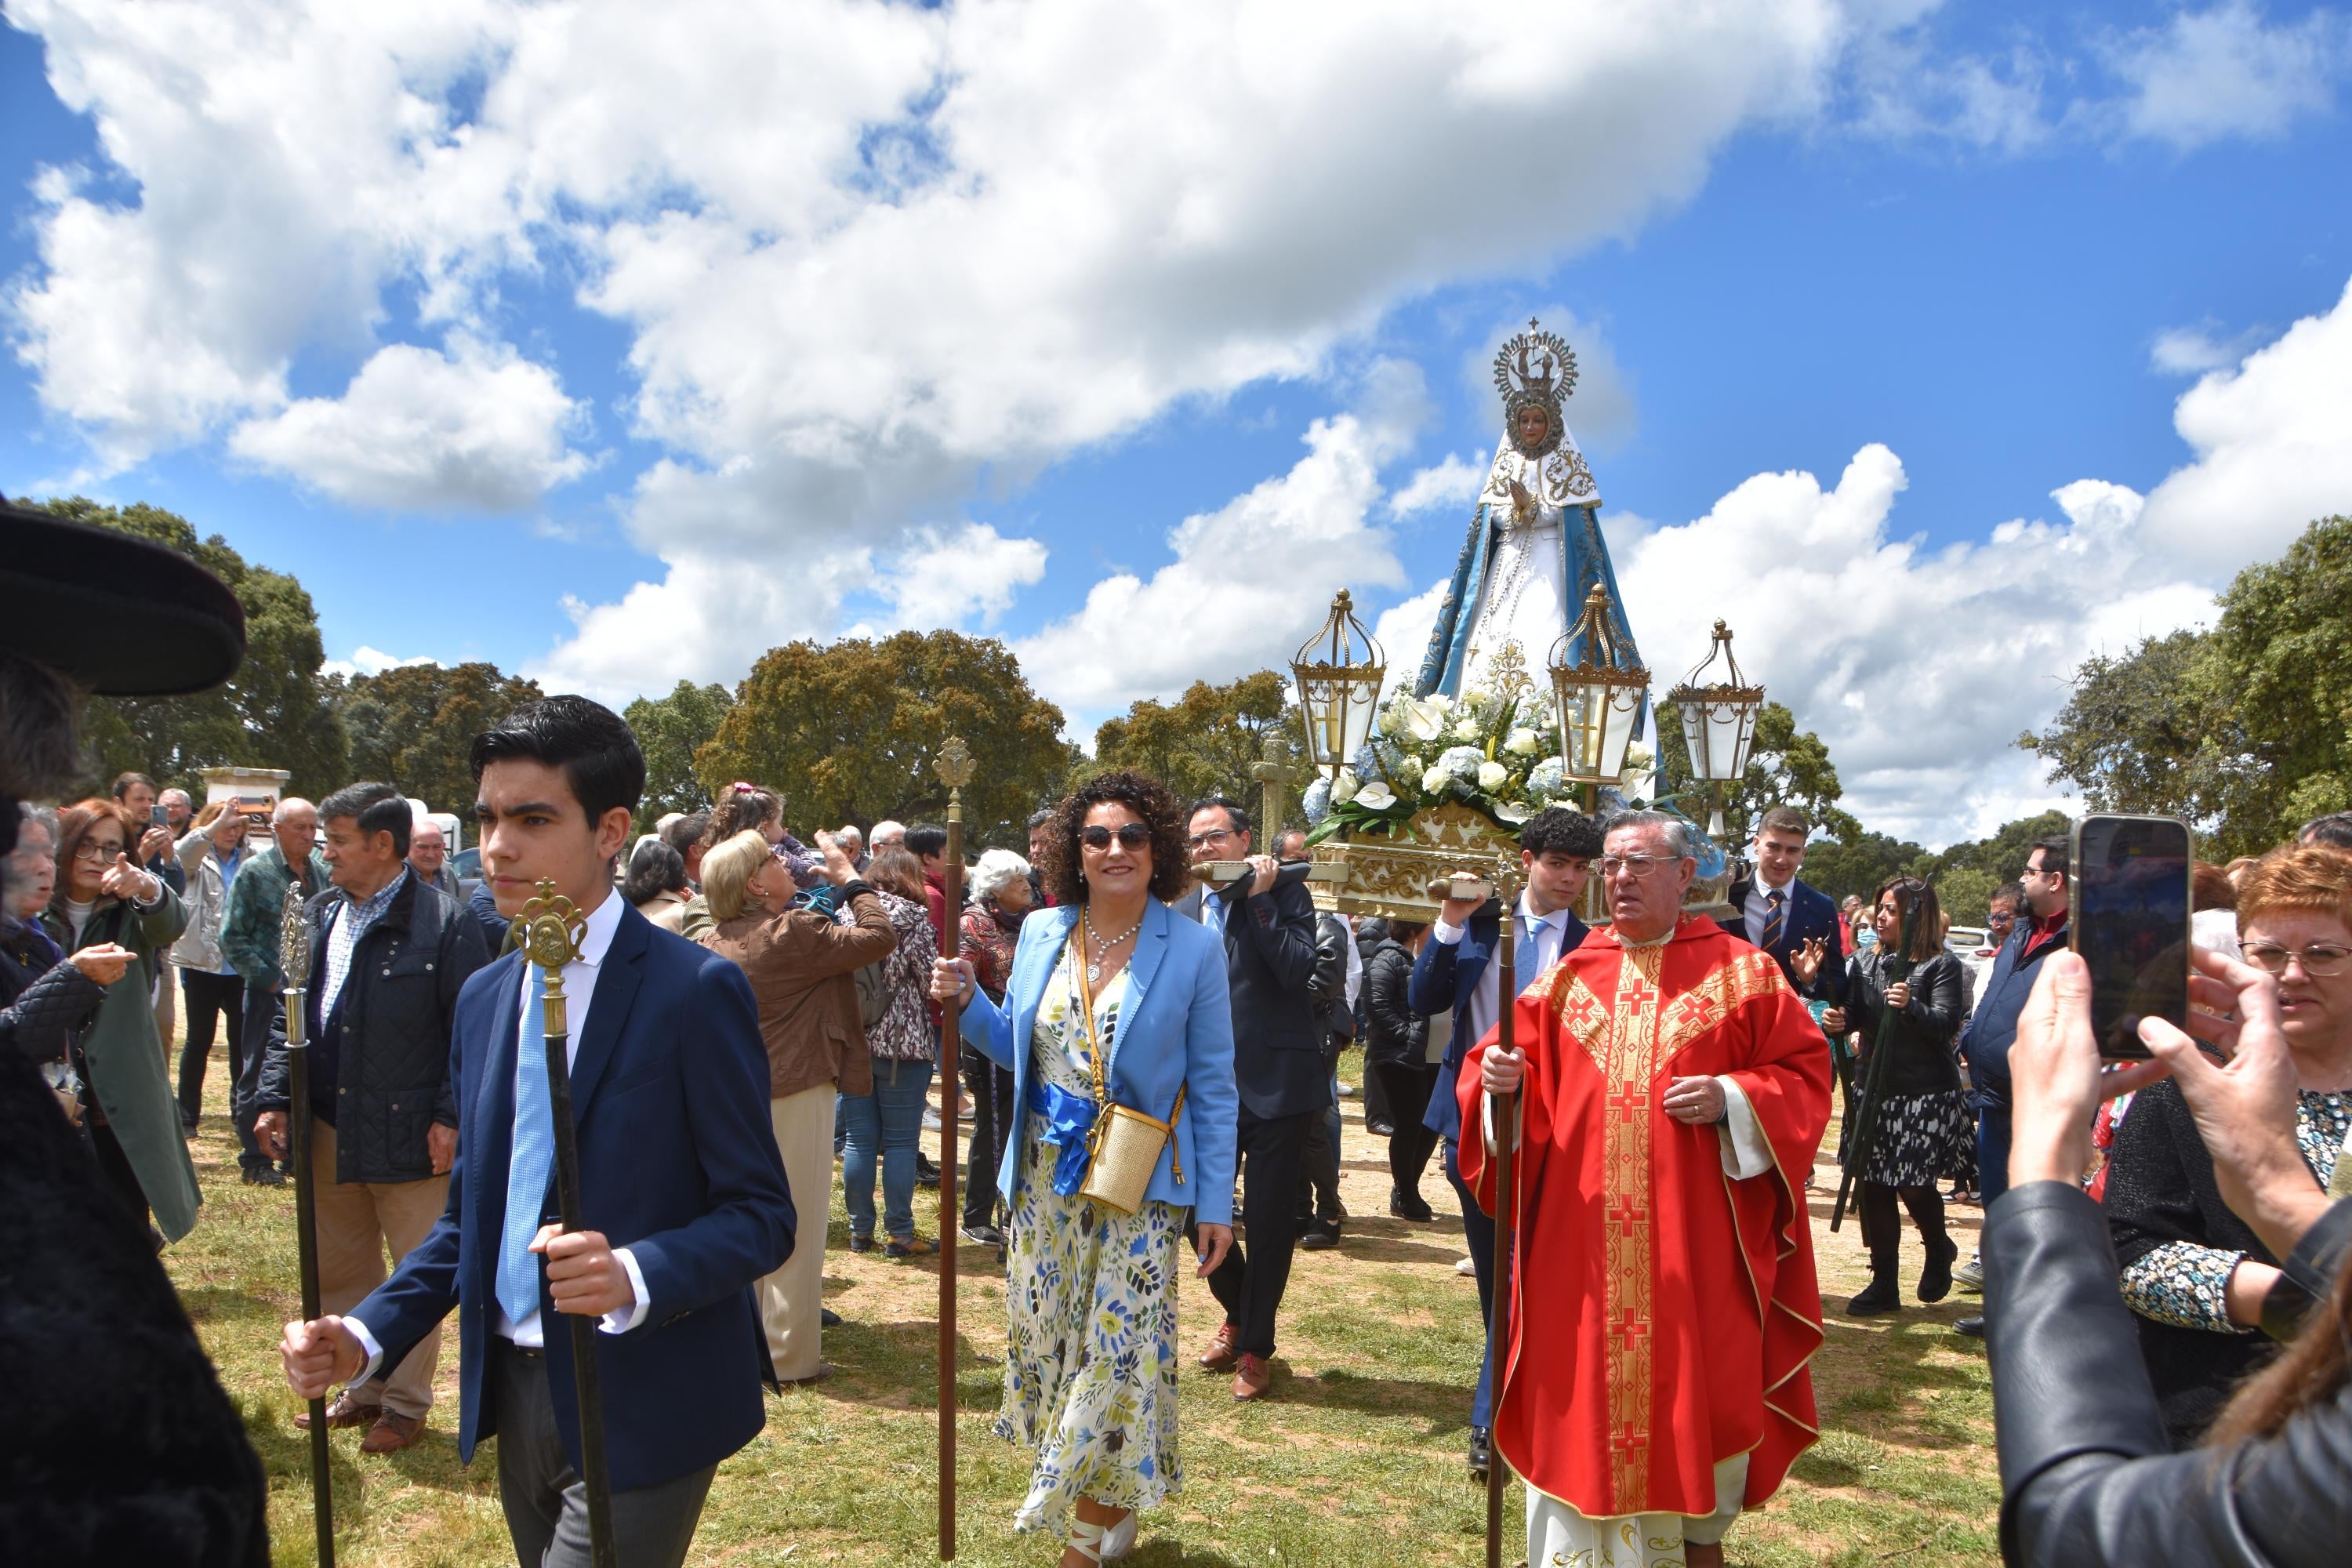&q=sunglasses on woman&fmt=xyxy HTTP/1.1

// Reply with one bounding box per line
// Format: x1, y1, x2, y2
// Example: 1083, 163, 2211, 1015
1080, 823, 1153, 851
